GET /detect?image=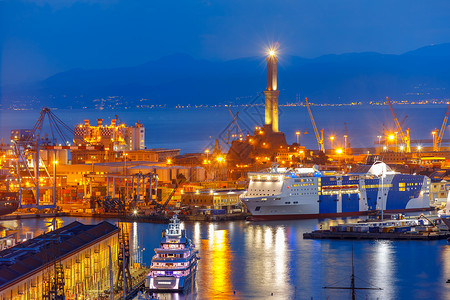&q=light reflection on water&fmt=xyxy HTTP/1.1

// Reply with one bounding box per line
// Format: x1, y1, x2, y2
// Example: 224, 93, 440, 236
2, 217, 450, 299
